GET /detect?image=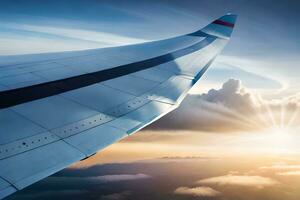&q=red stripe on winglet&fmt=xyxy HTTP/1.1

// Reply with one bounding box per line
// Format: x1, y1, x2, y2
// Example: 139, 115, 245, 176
213, 20, 234, 28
